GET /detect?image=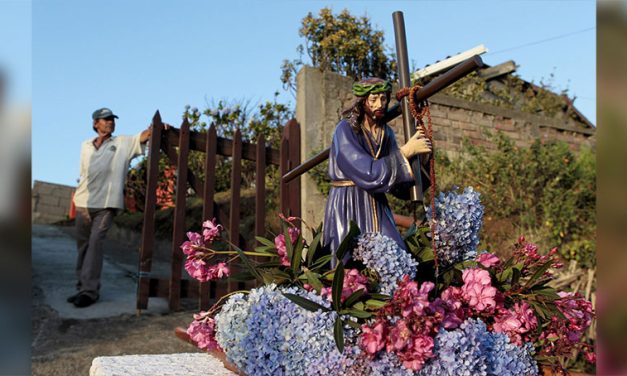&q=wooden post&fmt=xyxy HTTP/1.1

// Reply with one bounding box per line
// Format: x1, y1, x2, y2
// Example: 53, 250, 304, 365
169, 118, 190, 311
279, 124, 290, 216
255, 133, 266, 241
137, 111, 163, 311
228, 129, 242, 293
287, 120, 301, 225
253, 133, 267, 288
201, 125, 217, 309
